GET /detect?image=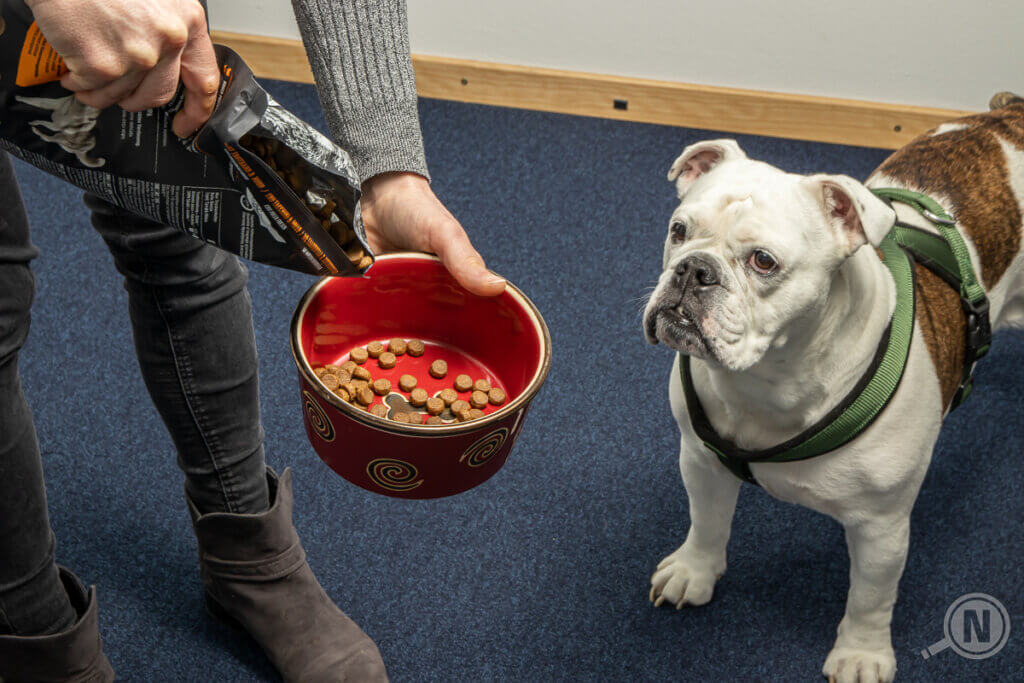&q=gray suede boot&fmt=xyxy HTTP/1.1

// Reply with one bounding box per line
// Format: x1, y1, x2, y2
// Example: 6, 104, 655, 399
0, 567, 114, 683
186, 467, 387, 682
